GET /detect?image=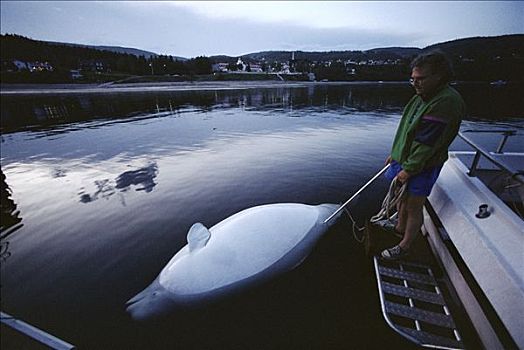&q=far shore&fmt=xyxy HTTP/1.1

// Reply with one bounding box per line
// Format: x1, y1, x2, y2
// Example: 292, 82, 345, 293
0, 80, 500, 95
0, 80, 410, 95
